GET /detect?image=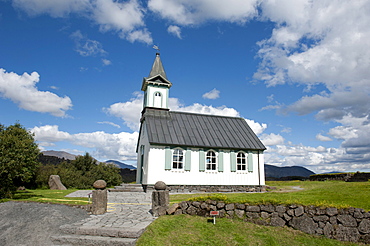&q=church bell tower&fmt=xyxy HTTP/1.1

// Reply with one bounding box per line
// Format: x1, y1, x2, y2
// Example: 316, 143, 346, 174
141, 53, 172, 109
